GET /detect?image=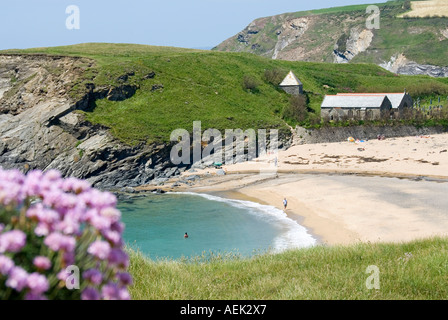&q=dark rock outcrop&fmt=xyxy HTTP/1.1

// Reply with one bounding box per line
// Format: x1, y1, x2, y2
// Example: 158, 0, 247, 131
0, 54, 182, 190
